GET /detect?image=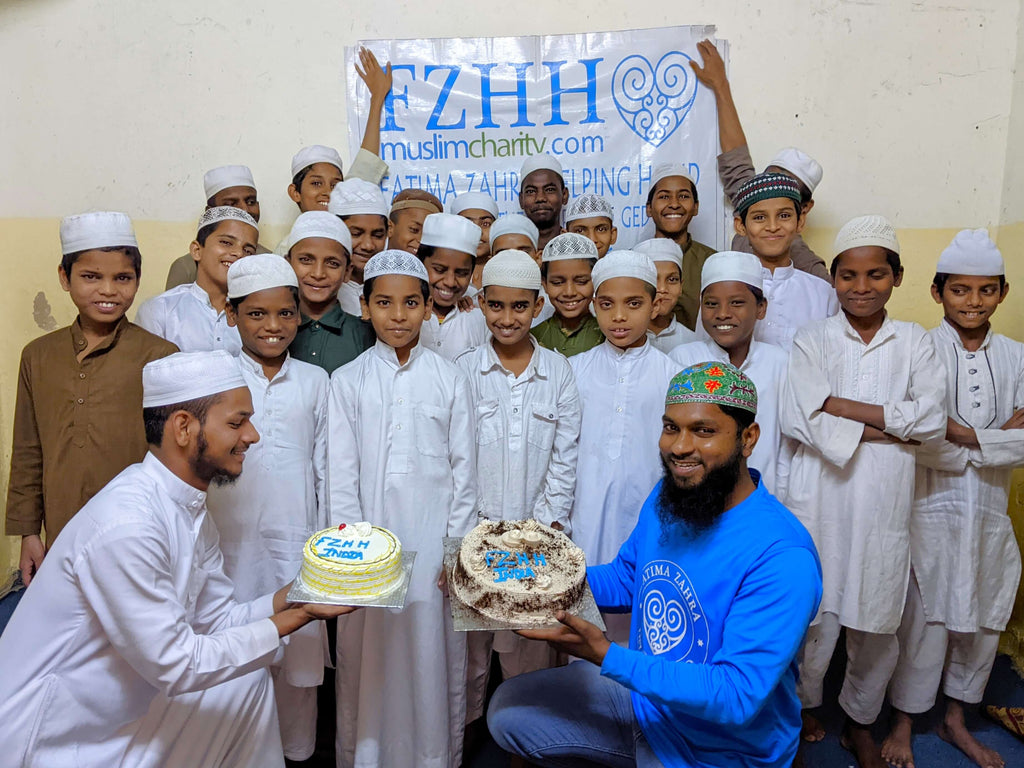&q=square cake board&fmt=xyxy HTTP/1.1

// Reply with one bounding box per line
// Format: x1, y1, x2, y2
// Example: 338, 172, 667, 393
286, 551, 417, 609
443, 537, 606, 633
